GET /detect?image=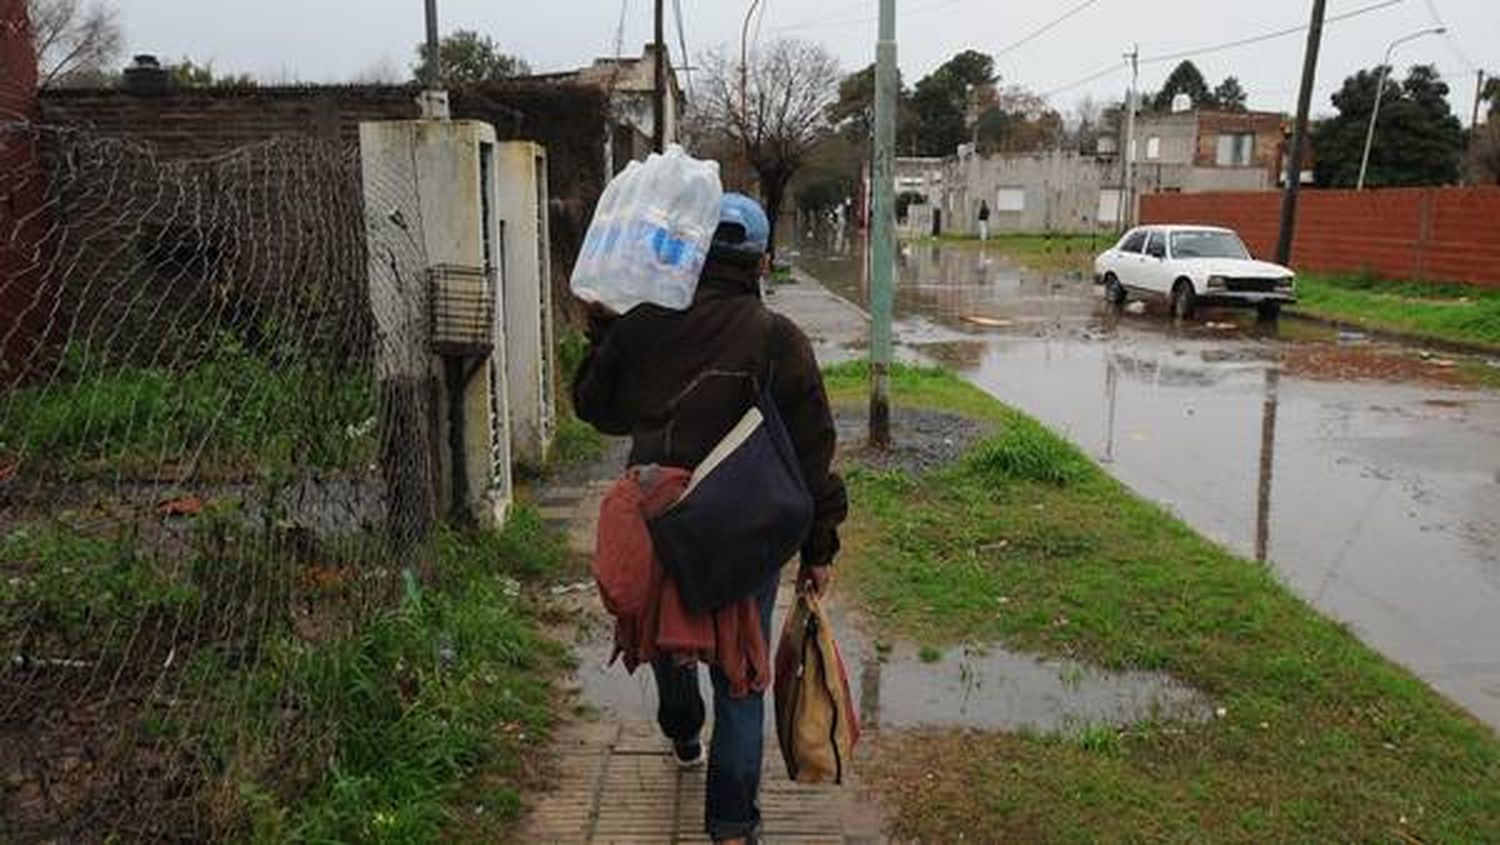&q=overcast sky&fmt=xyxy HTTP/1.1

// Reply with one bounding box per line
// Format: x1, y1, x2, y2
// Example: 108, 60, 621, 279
118, 0, 1494, 121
